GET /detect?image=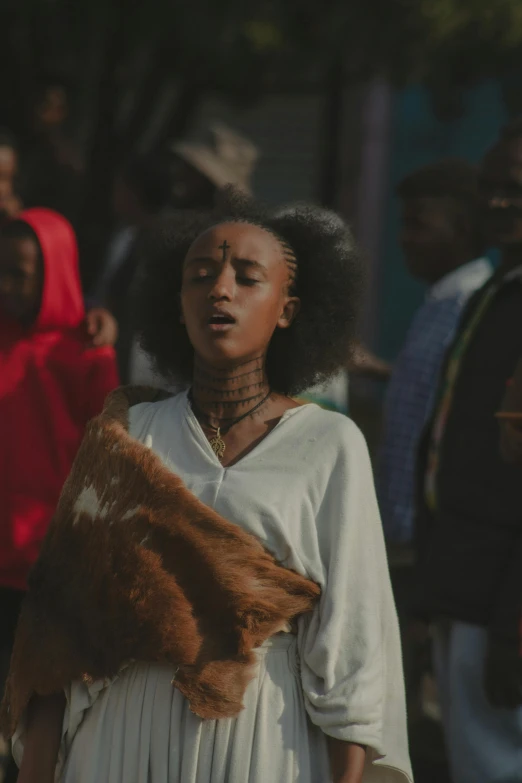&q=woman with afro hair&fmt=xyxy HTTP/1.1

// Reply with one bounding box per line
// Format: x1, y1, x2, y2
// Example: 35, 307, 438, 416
14, 190, 411, 783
